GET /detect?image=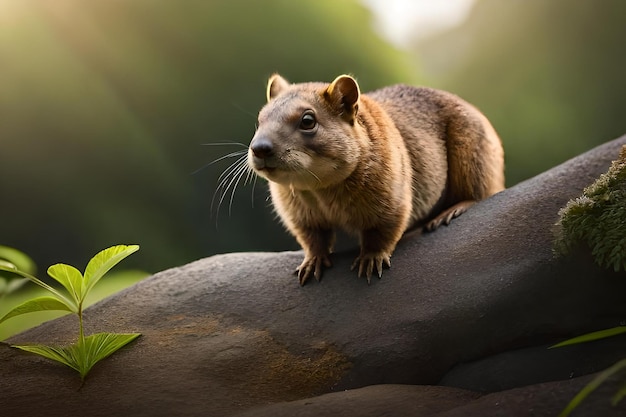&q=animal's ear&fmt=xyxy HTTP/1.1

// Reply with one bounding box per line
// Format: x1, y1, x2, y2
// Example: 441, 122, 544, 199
266, 74, 290, 102
324, 75, 360, 124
